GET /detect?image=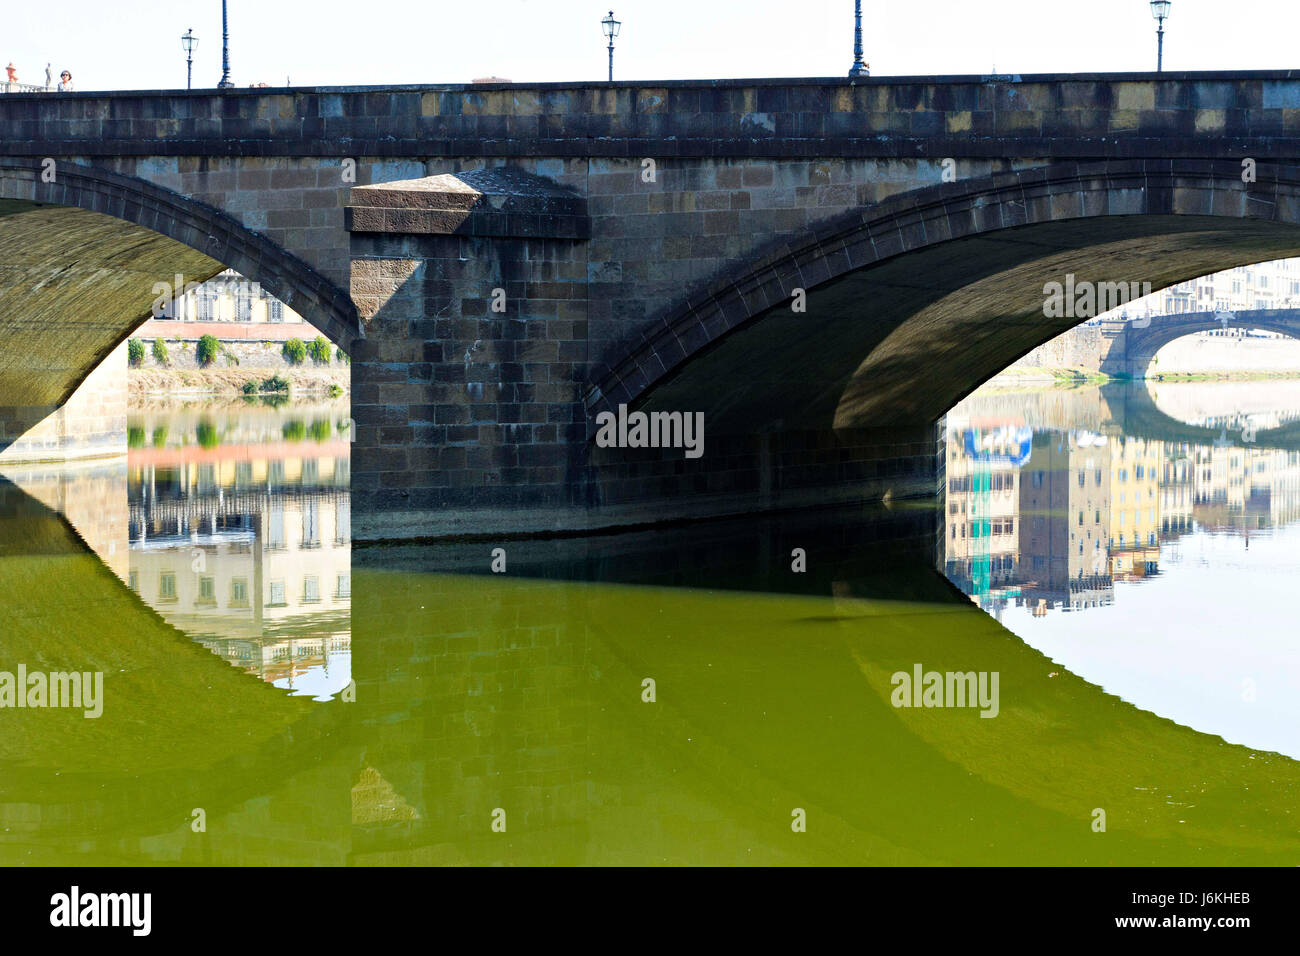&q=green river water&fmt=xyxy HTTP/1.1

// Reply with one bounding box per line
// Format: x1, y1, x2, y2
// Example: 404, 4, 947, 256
2, 386, 1299, 865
